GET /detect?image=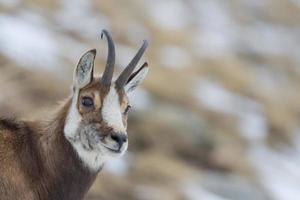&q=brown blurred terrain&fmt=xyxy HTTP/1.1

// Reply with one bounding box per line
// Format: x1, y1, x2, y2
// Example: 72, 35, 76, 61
1, 0, 300, 199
